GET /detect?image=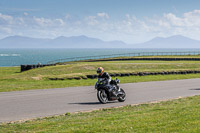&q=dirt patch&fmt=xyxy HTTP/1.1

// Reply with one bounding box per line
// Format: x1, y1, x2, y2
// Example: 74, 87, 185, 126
32, 77, 42, 80
32, 75, 43, 80
82, 65, 95, 70
63, 73, 84, 76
